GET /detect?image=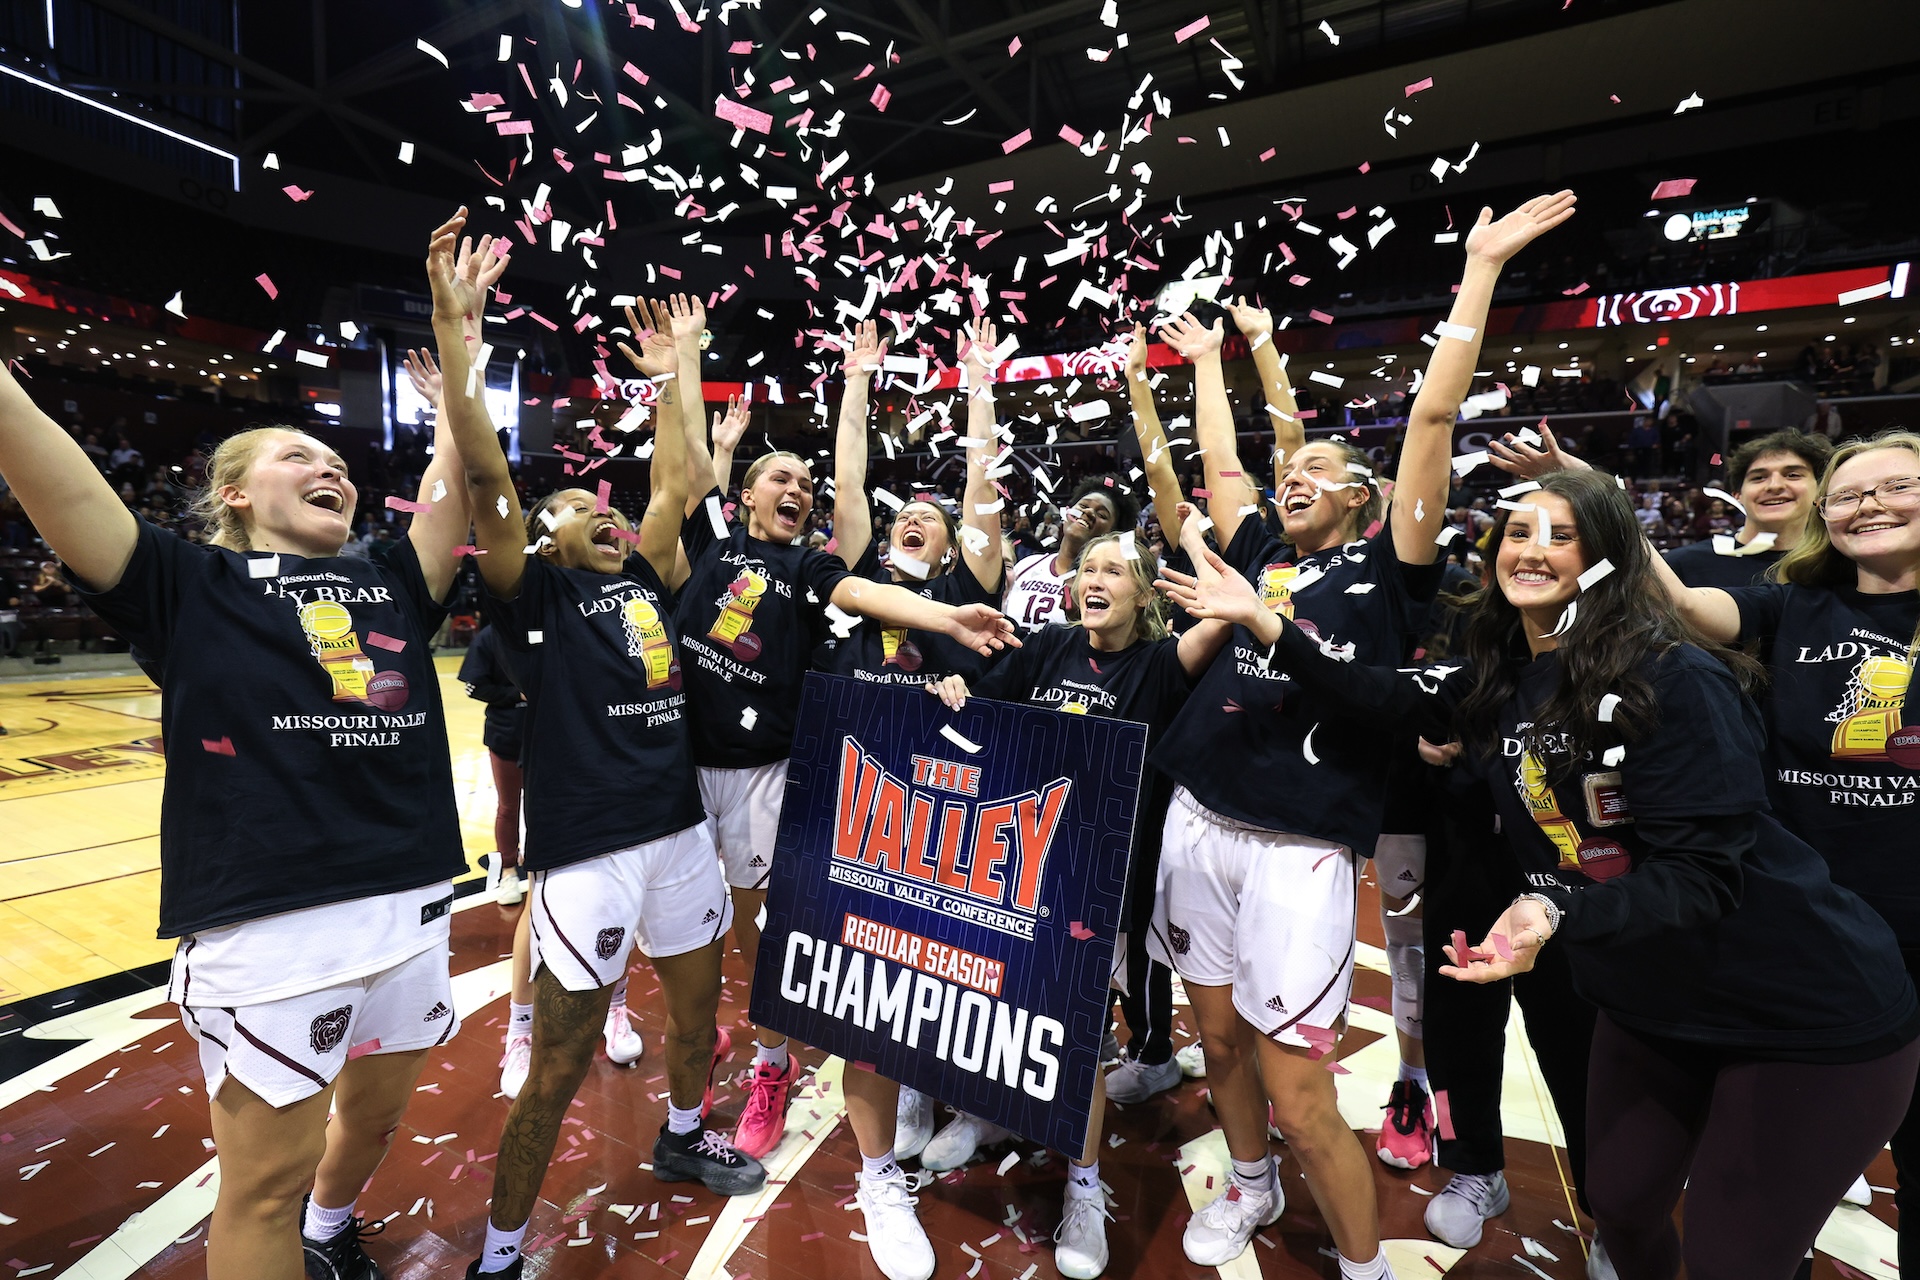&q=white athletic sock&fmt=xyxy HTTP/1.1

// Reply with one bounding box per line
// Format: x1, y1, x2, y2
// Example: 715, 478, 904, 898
609, 976, 629, 1012
666, 1100, 703, 1135
754, 1039, 789, 1070
861, 1151, 902, 1182
1339, 1246, 1392, 1279
1399, 1060, 1429, 1092
303, 1197, 354, 1241
1067, 1160, 1101, 1197
478, 1219, 529, 1273
507, 1000, 533, 1040
1229, 1156, 1275, 1194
